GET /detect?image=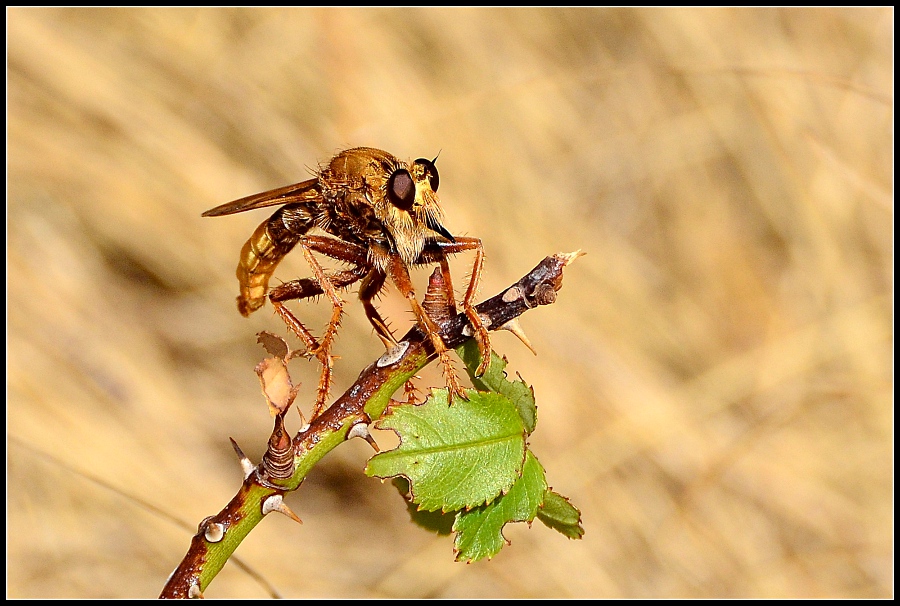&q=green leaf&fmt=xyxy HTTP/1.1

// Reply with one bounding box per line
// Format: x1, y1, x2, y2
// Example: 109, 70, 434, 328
536, 490, 584, 539
366, 389, 526, 512
453, 450, 547, 562
456, 341, 537, 434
